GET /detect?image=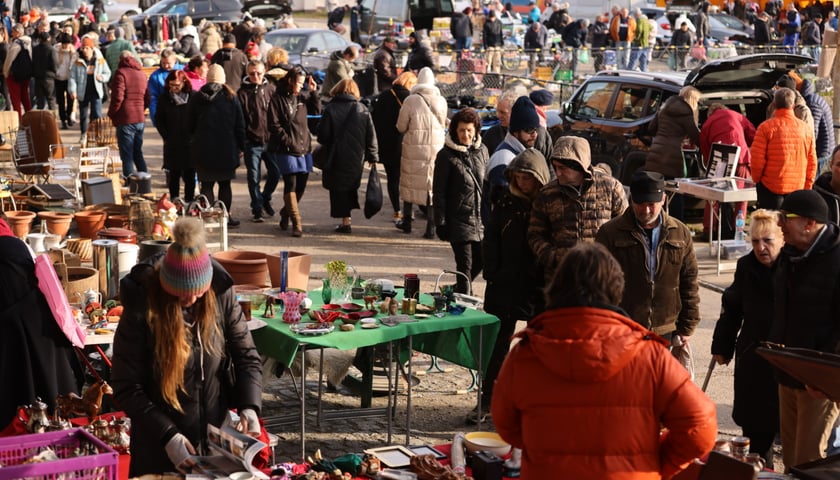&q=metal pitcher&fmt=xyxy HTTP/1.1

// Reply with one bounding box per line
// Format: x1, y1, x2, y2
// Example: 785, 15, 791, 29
18, 398, 50, 433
